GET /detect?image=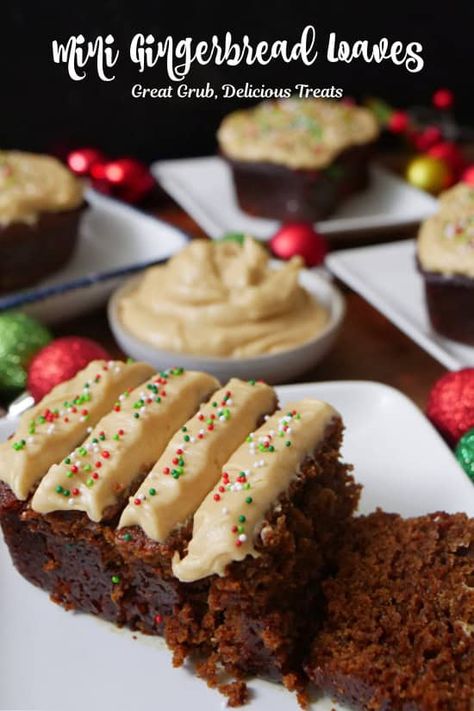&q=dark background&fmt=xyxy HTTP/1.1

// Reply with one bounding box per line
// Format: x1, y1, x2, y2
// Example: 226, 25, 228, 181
1, 0, 473, 162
